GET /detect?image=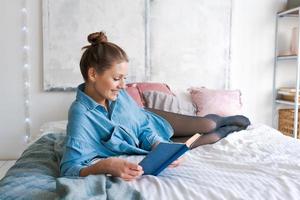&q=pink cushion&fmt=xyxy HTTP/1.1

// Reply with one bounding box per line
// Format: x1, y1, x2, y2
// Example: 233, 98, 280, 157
125, 84, 144, 107
188, 87, 242, 117
127, 82, 174, 106
134, 82, 173, 95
